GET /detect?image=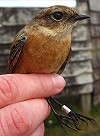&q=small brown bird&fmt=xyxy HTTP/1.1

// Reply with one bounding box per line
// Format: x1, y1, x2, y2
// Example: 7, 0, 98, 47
7, 5, 95, 133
